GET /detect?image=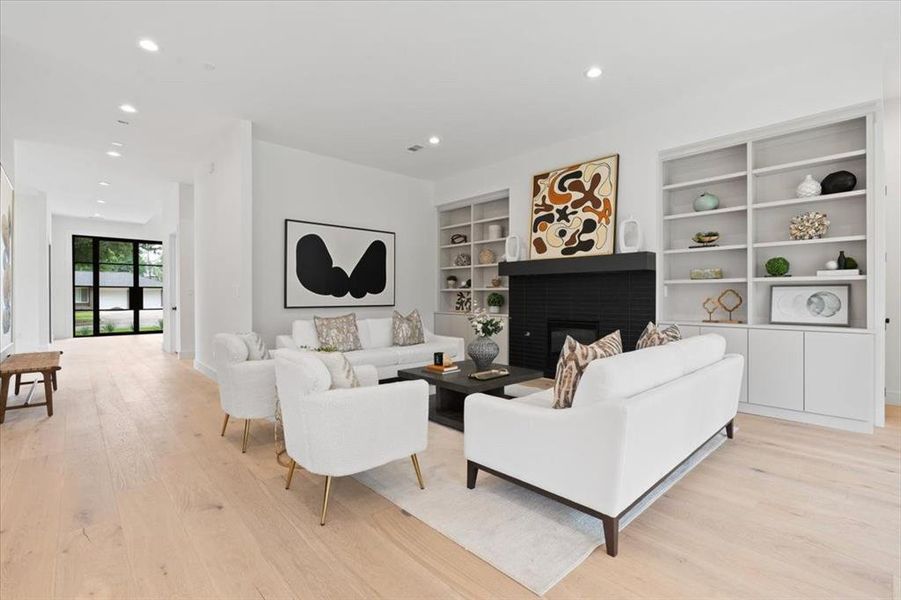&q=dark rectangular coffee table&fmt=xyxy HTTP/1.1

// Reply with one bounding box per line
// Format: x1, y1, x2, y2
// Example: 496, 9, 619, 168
397, 361, 544, 431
